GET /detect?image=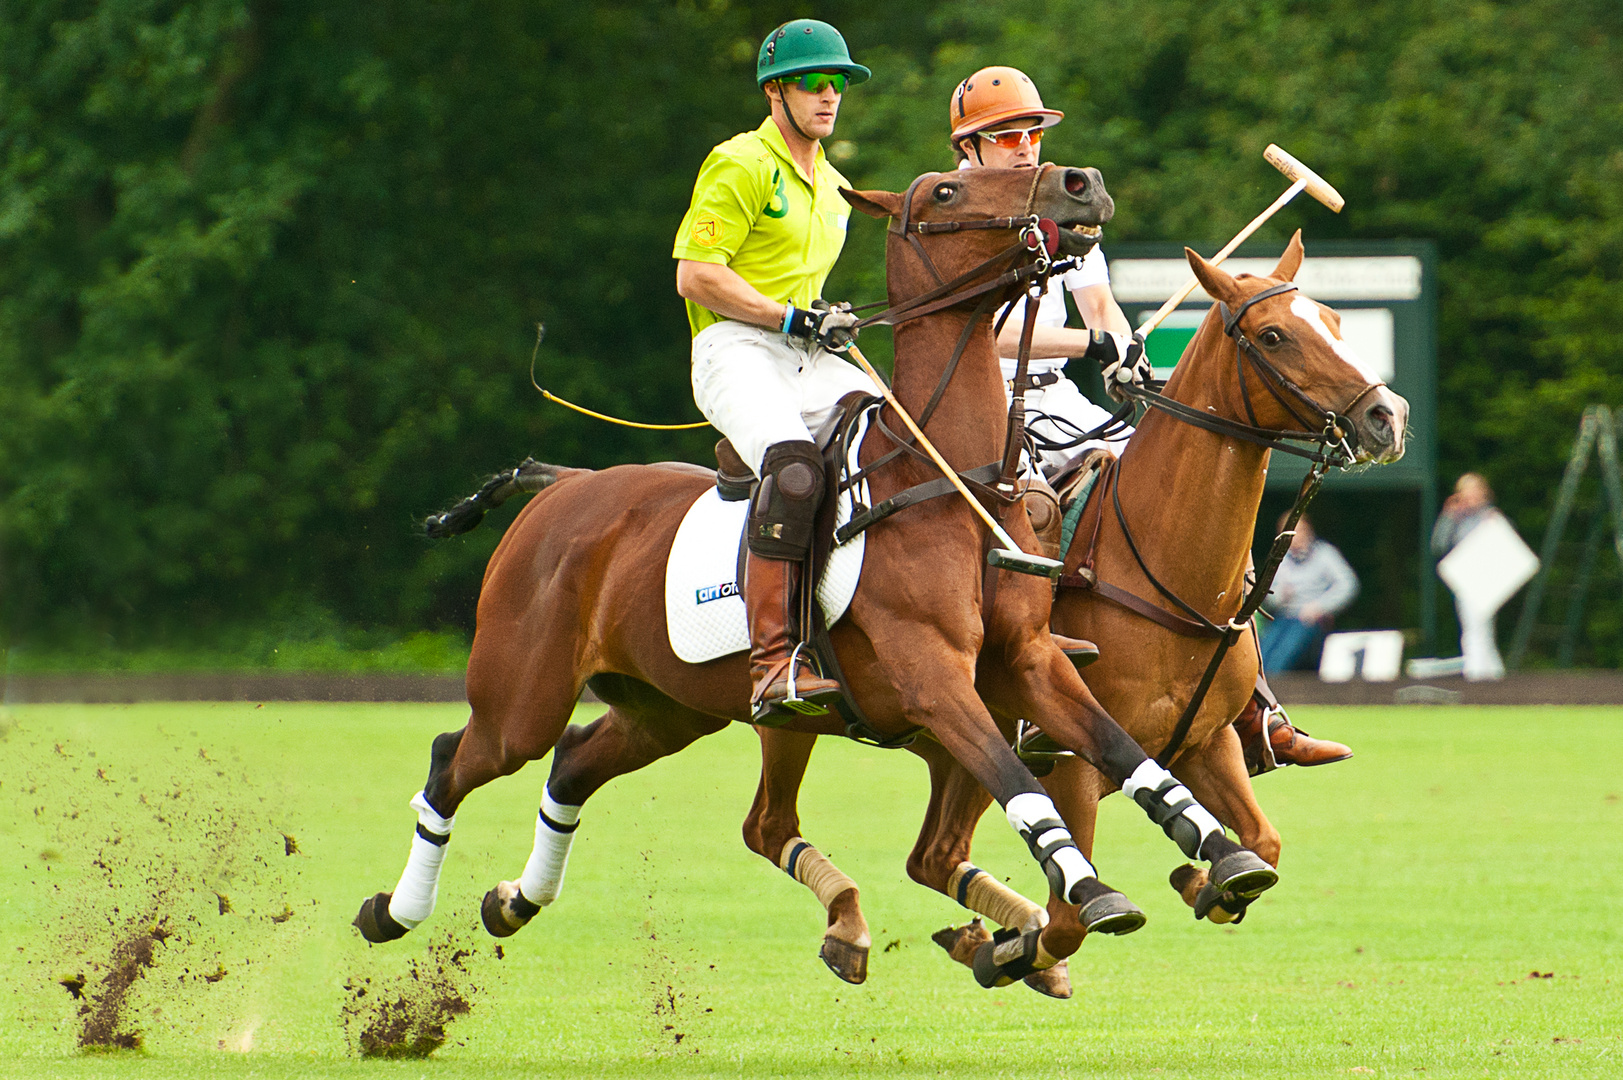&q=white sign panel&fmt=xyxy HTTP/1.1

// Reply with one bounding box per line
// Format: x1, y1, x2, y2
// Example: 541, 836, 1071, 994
1110, 256, 1423, 303
1436, 512, 1540, 618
